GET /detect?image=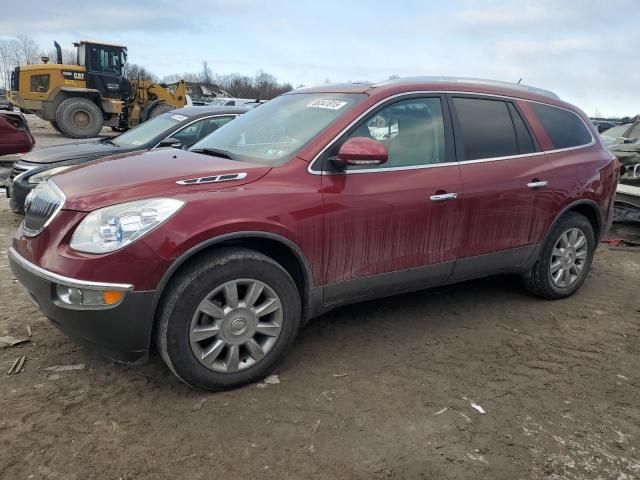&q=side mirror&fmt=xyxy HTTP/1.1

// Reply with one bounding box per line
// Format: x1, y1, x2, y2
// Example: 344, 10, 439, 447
158, 137, 183, 149
331, 137, 388, 168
